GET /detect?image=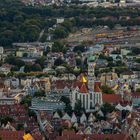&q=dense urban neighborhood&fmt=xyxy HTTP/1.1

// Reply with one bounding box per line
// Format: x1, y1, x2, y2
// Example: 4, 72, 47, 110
0, 0, 140, 140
